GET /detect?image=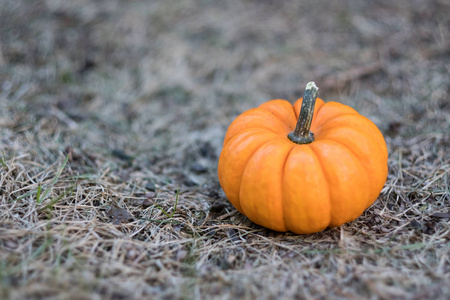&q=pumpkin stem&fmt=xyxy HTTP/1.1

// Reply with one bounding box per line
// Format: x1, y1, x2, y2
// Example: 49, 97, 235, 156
288, 81, 319, 144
